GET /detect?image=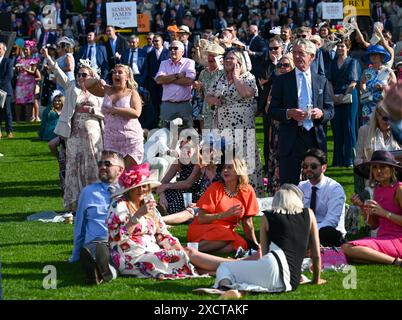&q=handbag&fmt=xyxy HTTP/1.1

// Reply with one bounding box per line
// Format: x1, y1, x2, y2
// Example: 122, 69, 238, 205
0, 89, 6, 109
342, 93, 353, 104
320, 247, 348, 270
360, 91, 373, 104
